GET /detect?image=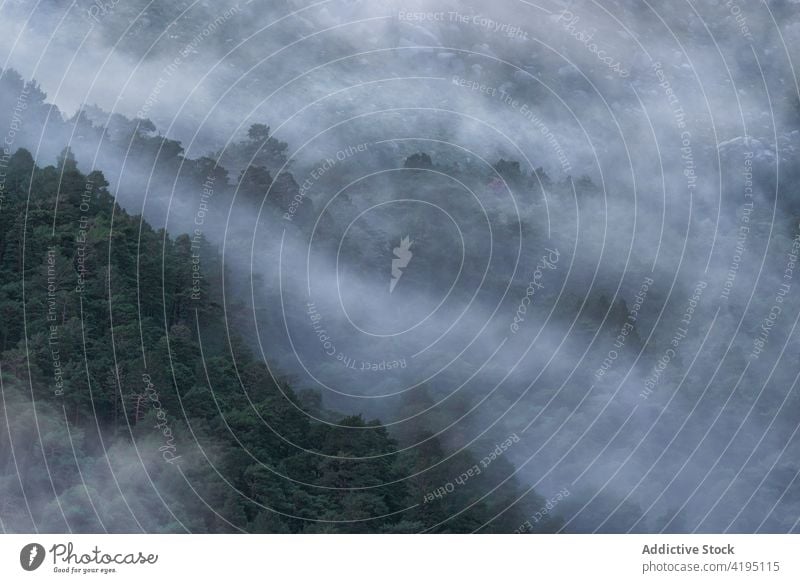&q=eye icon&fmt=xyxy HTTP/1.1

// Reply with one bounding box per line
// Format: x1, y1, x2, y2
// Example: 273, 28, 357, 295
20, 543, 46, 571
